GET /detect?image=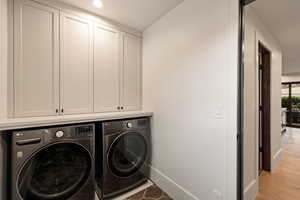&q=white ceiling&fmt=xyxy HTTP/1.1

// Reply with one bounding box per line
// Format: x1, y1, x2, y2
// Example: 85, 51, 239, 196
57, 0, 184, 31
251, 0, 300, 74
